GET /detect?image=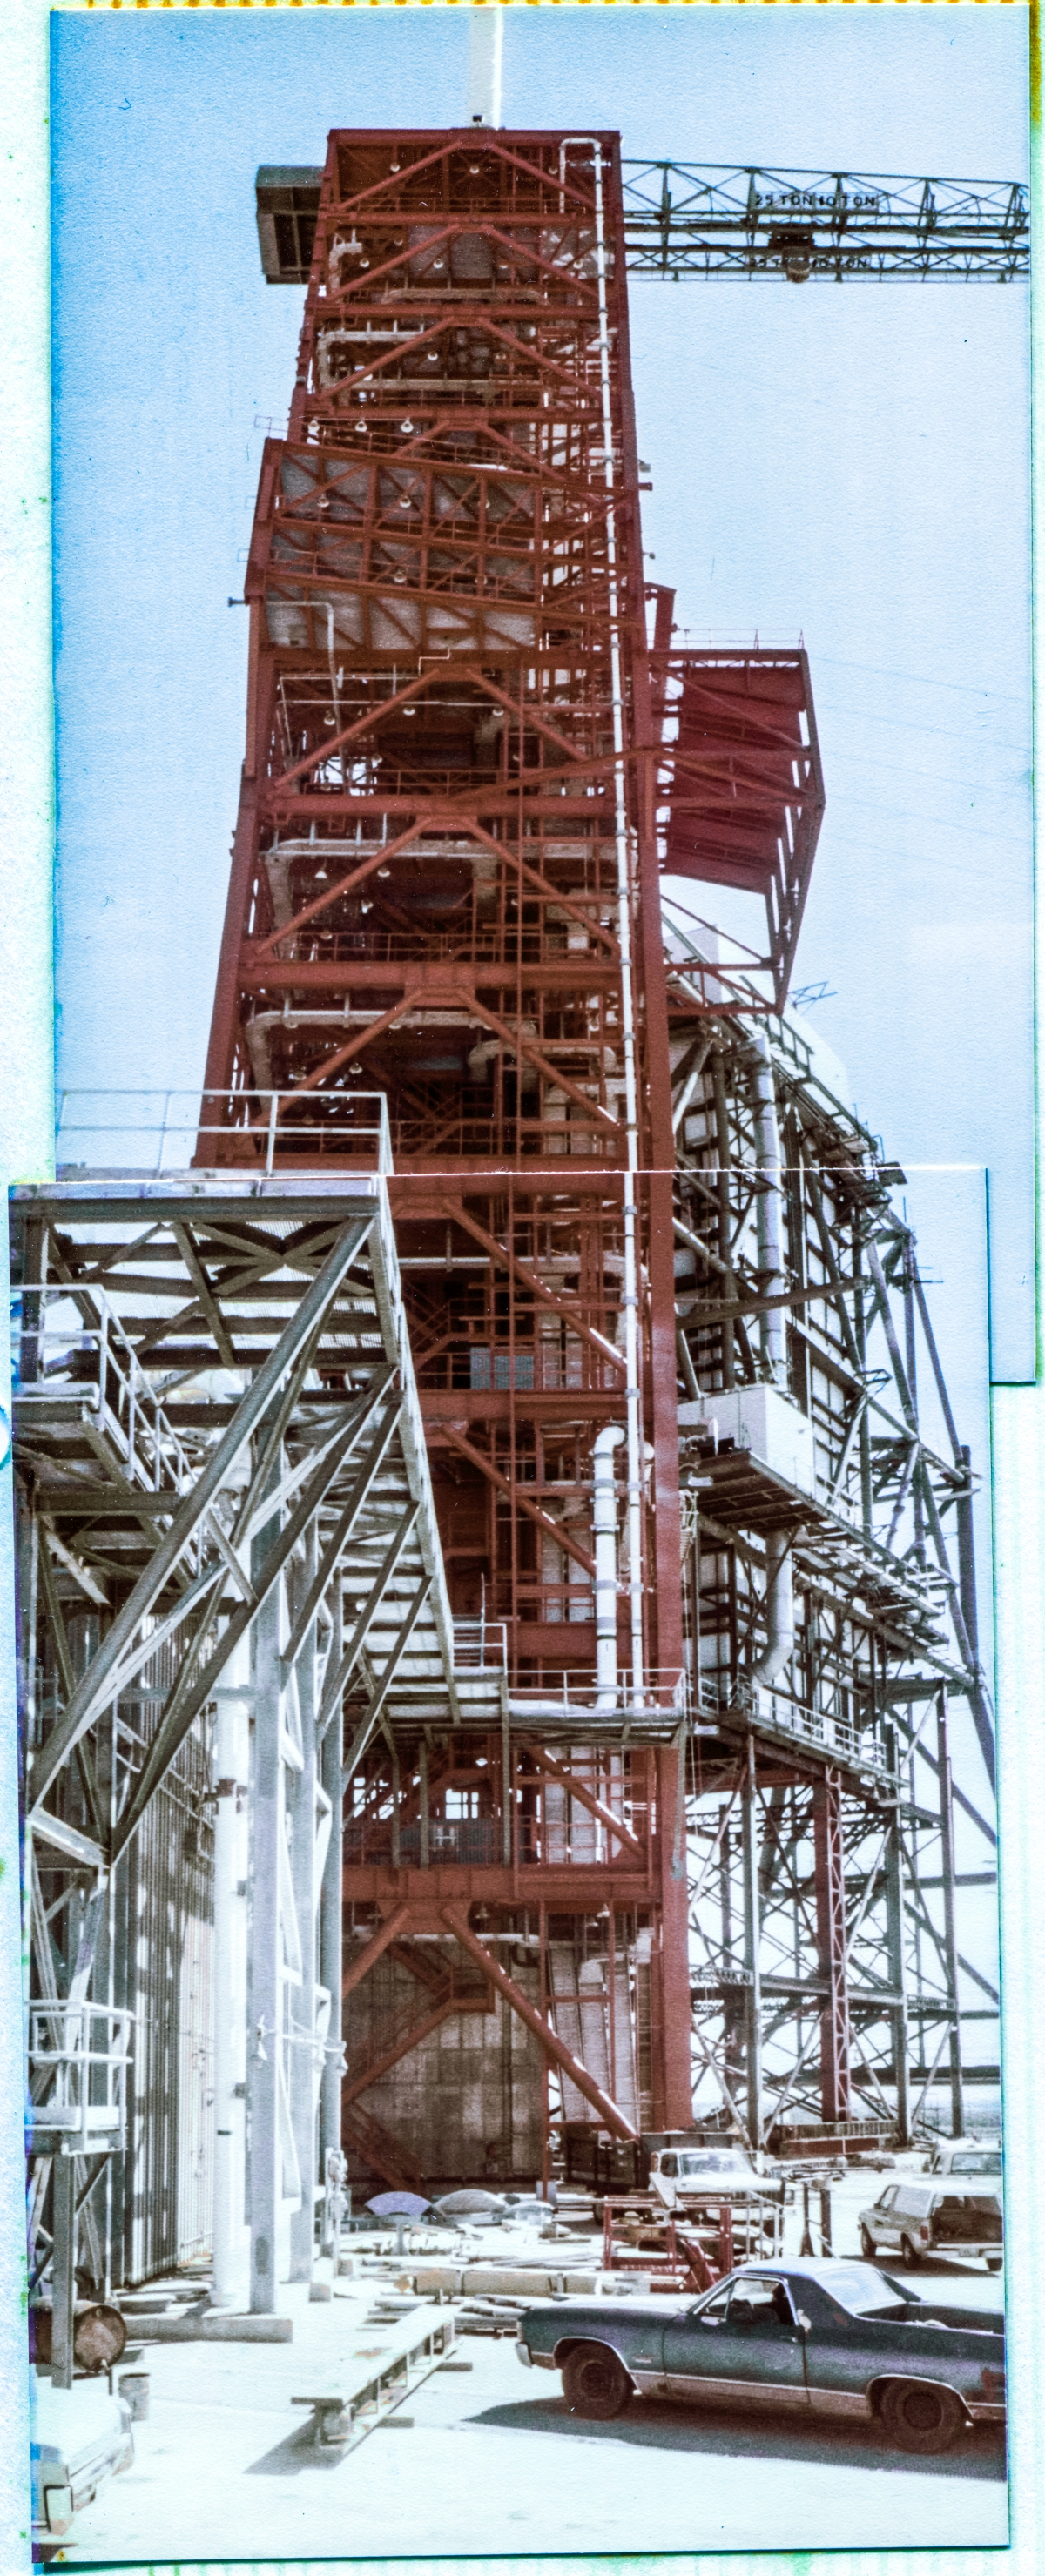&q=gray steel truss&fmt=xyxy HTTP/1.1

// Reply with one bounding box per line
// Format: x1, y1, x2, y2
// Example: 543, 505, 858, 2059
670, 999, 999, 2149
13, 1172, 480, 2346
